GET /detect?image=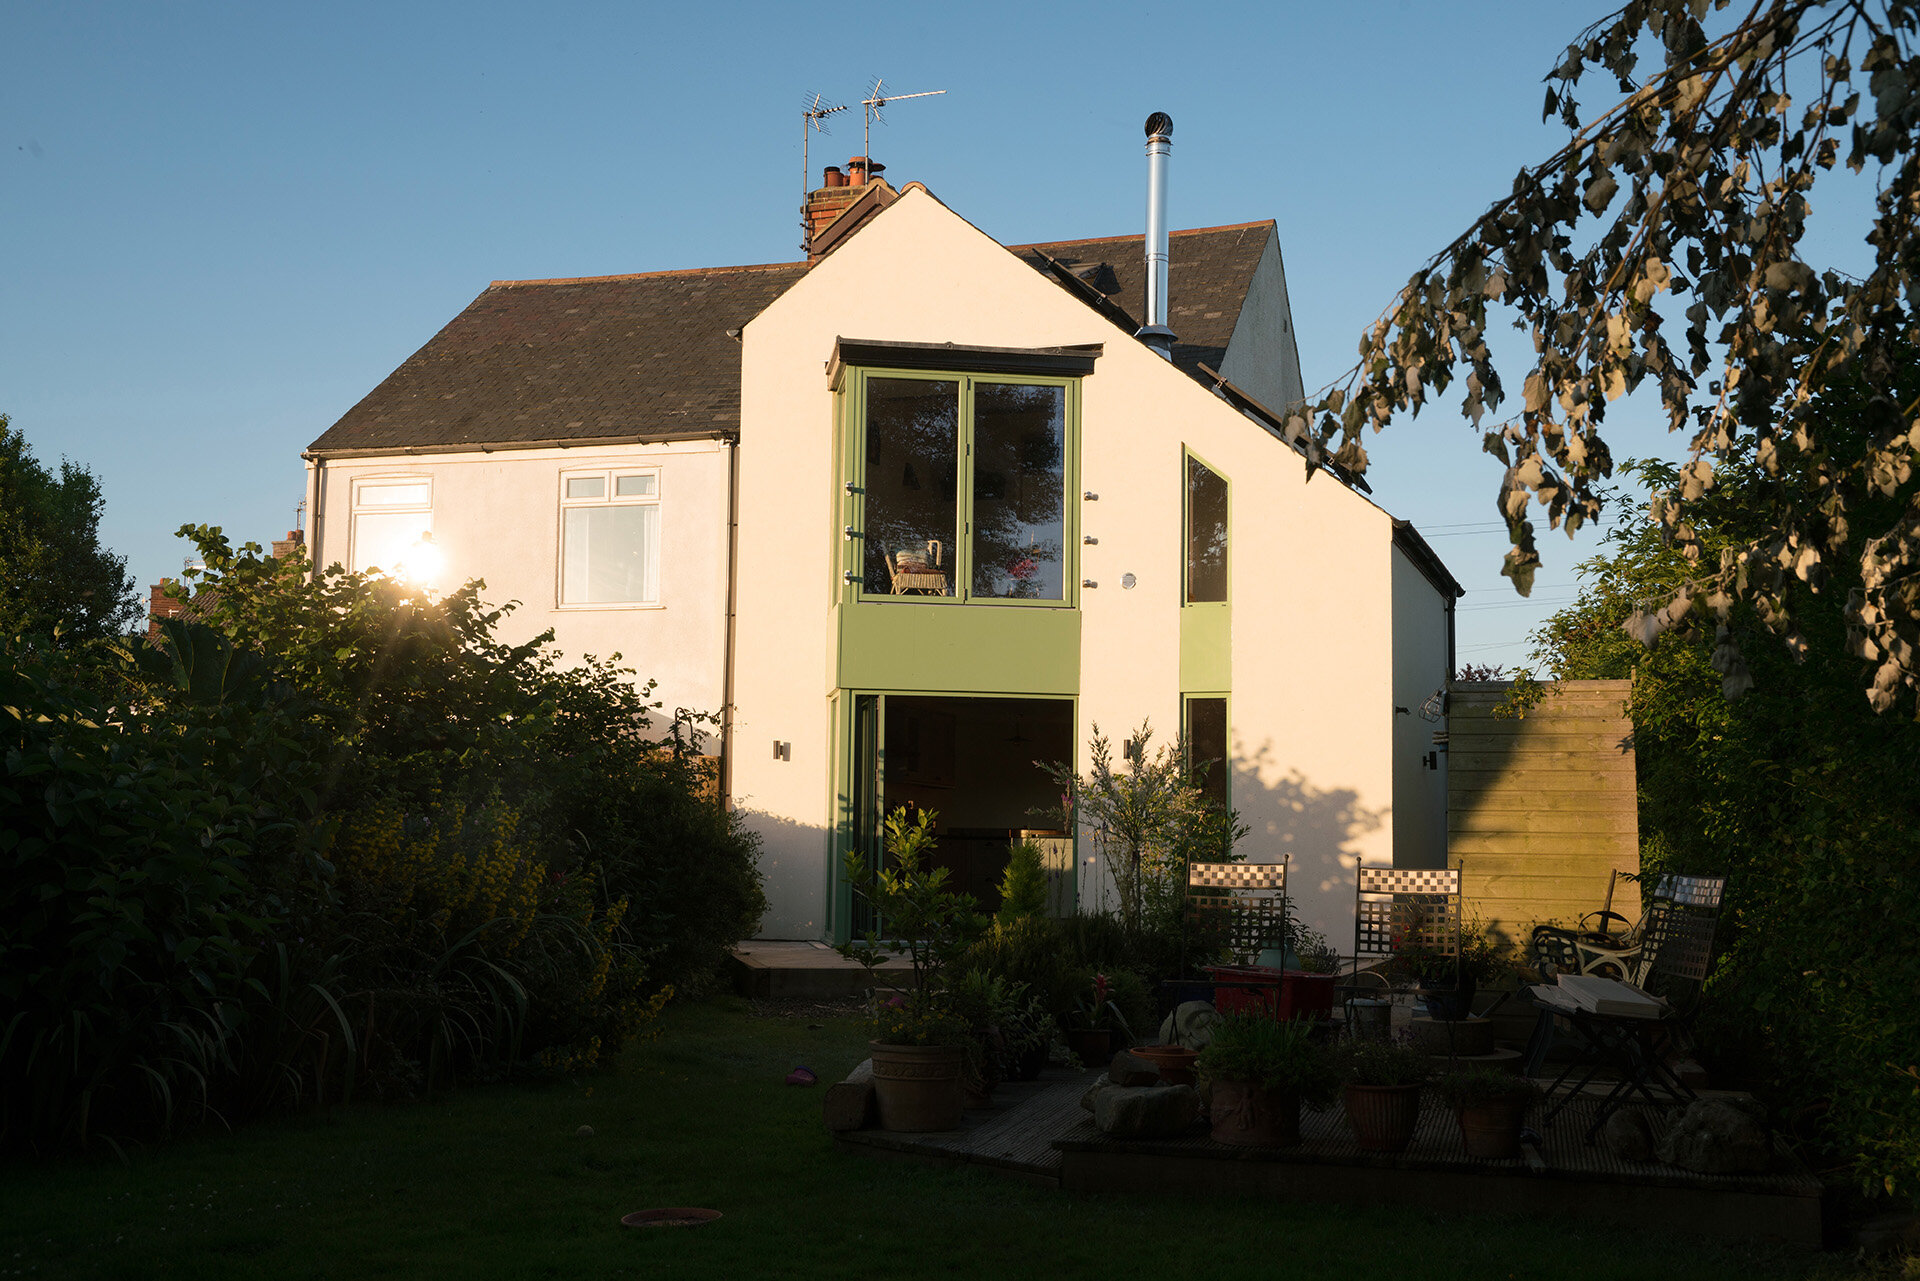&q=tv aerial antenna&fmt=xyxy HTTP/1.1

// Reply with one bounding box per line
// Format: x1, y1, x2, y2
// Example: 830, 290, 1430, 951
860, 77, 946, 168
800, 92, 851, 247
